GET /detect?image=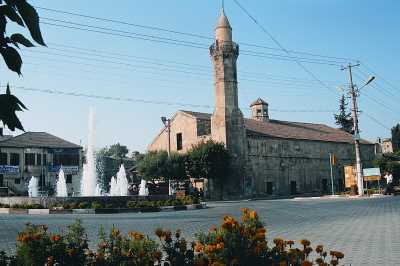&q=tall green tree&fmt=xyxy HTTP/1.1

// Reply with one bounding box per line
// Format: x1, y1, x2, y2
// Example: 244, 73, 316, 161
0, 0, 46, 131
186, 140, 230, 197
99, 143, 129, 159
136, 151, 169, 181
392, 124, 400, 152
136, 151, 186, 181
334, 94, 353, 134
